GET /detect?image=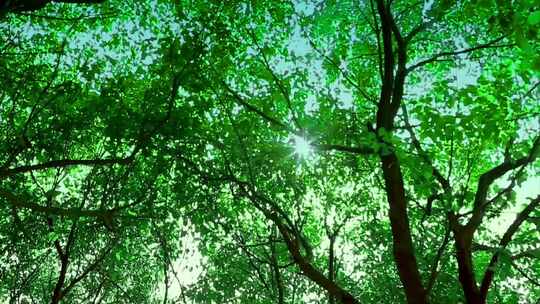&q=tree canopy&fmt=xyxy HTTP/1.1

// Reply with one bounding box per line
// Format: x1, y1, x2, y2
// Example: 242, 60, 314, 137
0, 0, 539, 303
